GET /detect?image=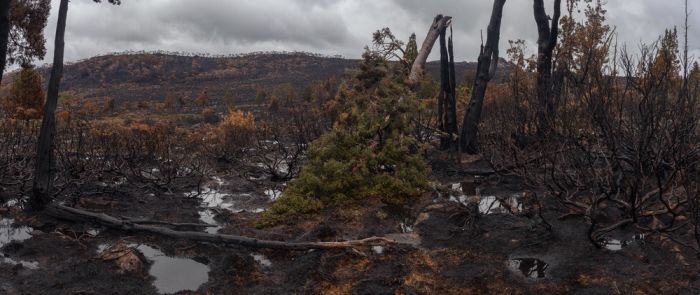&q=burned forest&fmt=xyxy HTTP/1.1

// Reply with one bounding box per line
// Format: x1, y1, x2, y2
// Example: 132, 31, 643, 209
0, 0, 699, 294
